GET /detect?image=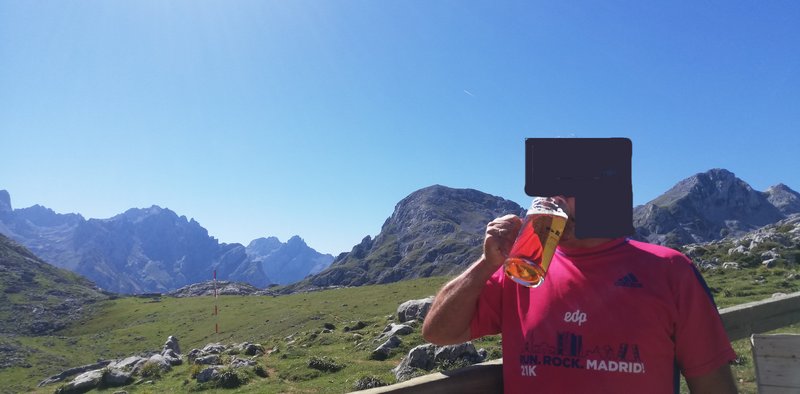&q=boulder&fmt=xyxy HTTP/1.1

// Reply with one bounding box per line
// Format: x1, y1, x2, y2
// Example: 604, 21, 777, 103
230, 356, 257, 369
38, 360, 112, 387
722, 262, 739, 270
762, 258, 779, 268
392, 344, 436, 381
196, 367, 220, 383
108, 356, 146, 372
371, 336, 402, 361
194, 354, 221, 365
161, 349, 182, 366
697, 261, 718, 270
147, 354, 173, 372
397, 297, 434, 323
379, 323, 413, 340
163, 335, 181, 355
59, 369, 104, 393
727, 245, 748, 255
761, 250, 781, 260
392, 342, 488, 382
103, 369, 132, 387
187, 348, 203, 363
202, 343, 226, 354
434, 342, 481, 364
